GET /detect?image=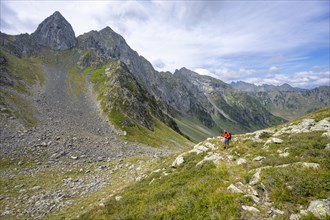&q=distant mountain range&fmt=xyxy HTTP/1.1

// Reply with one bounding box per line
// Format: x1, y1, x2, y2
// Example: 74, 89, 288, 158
230, 81, 303, 92
231, 81, 330, 121
1, 11, 329, 143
